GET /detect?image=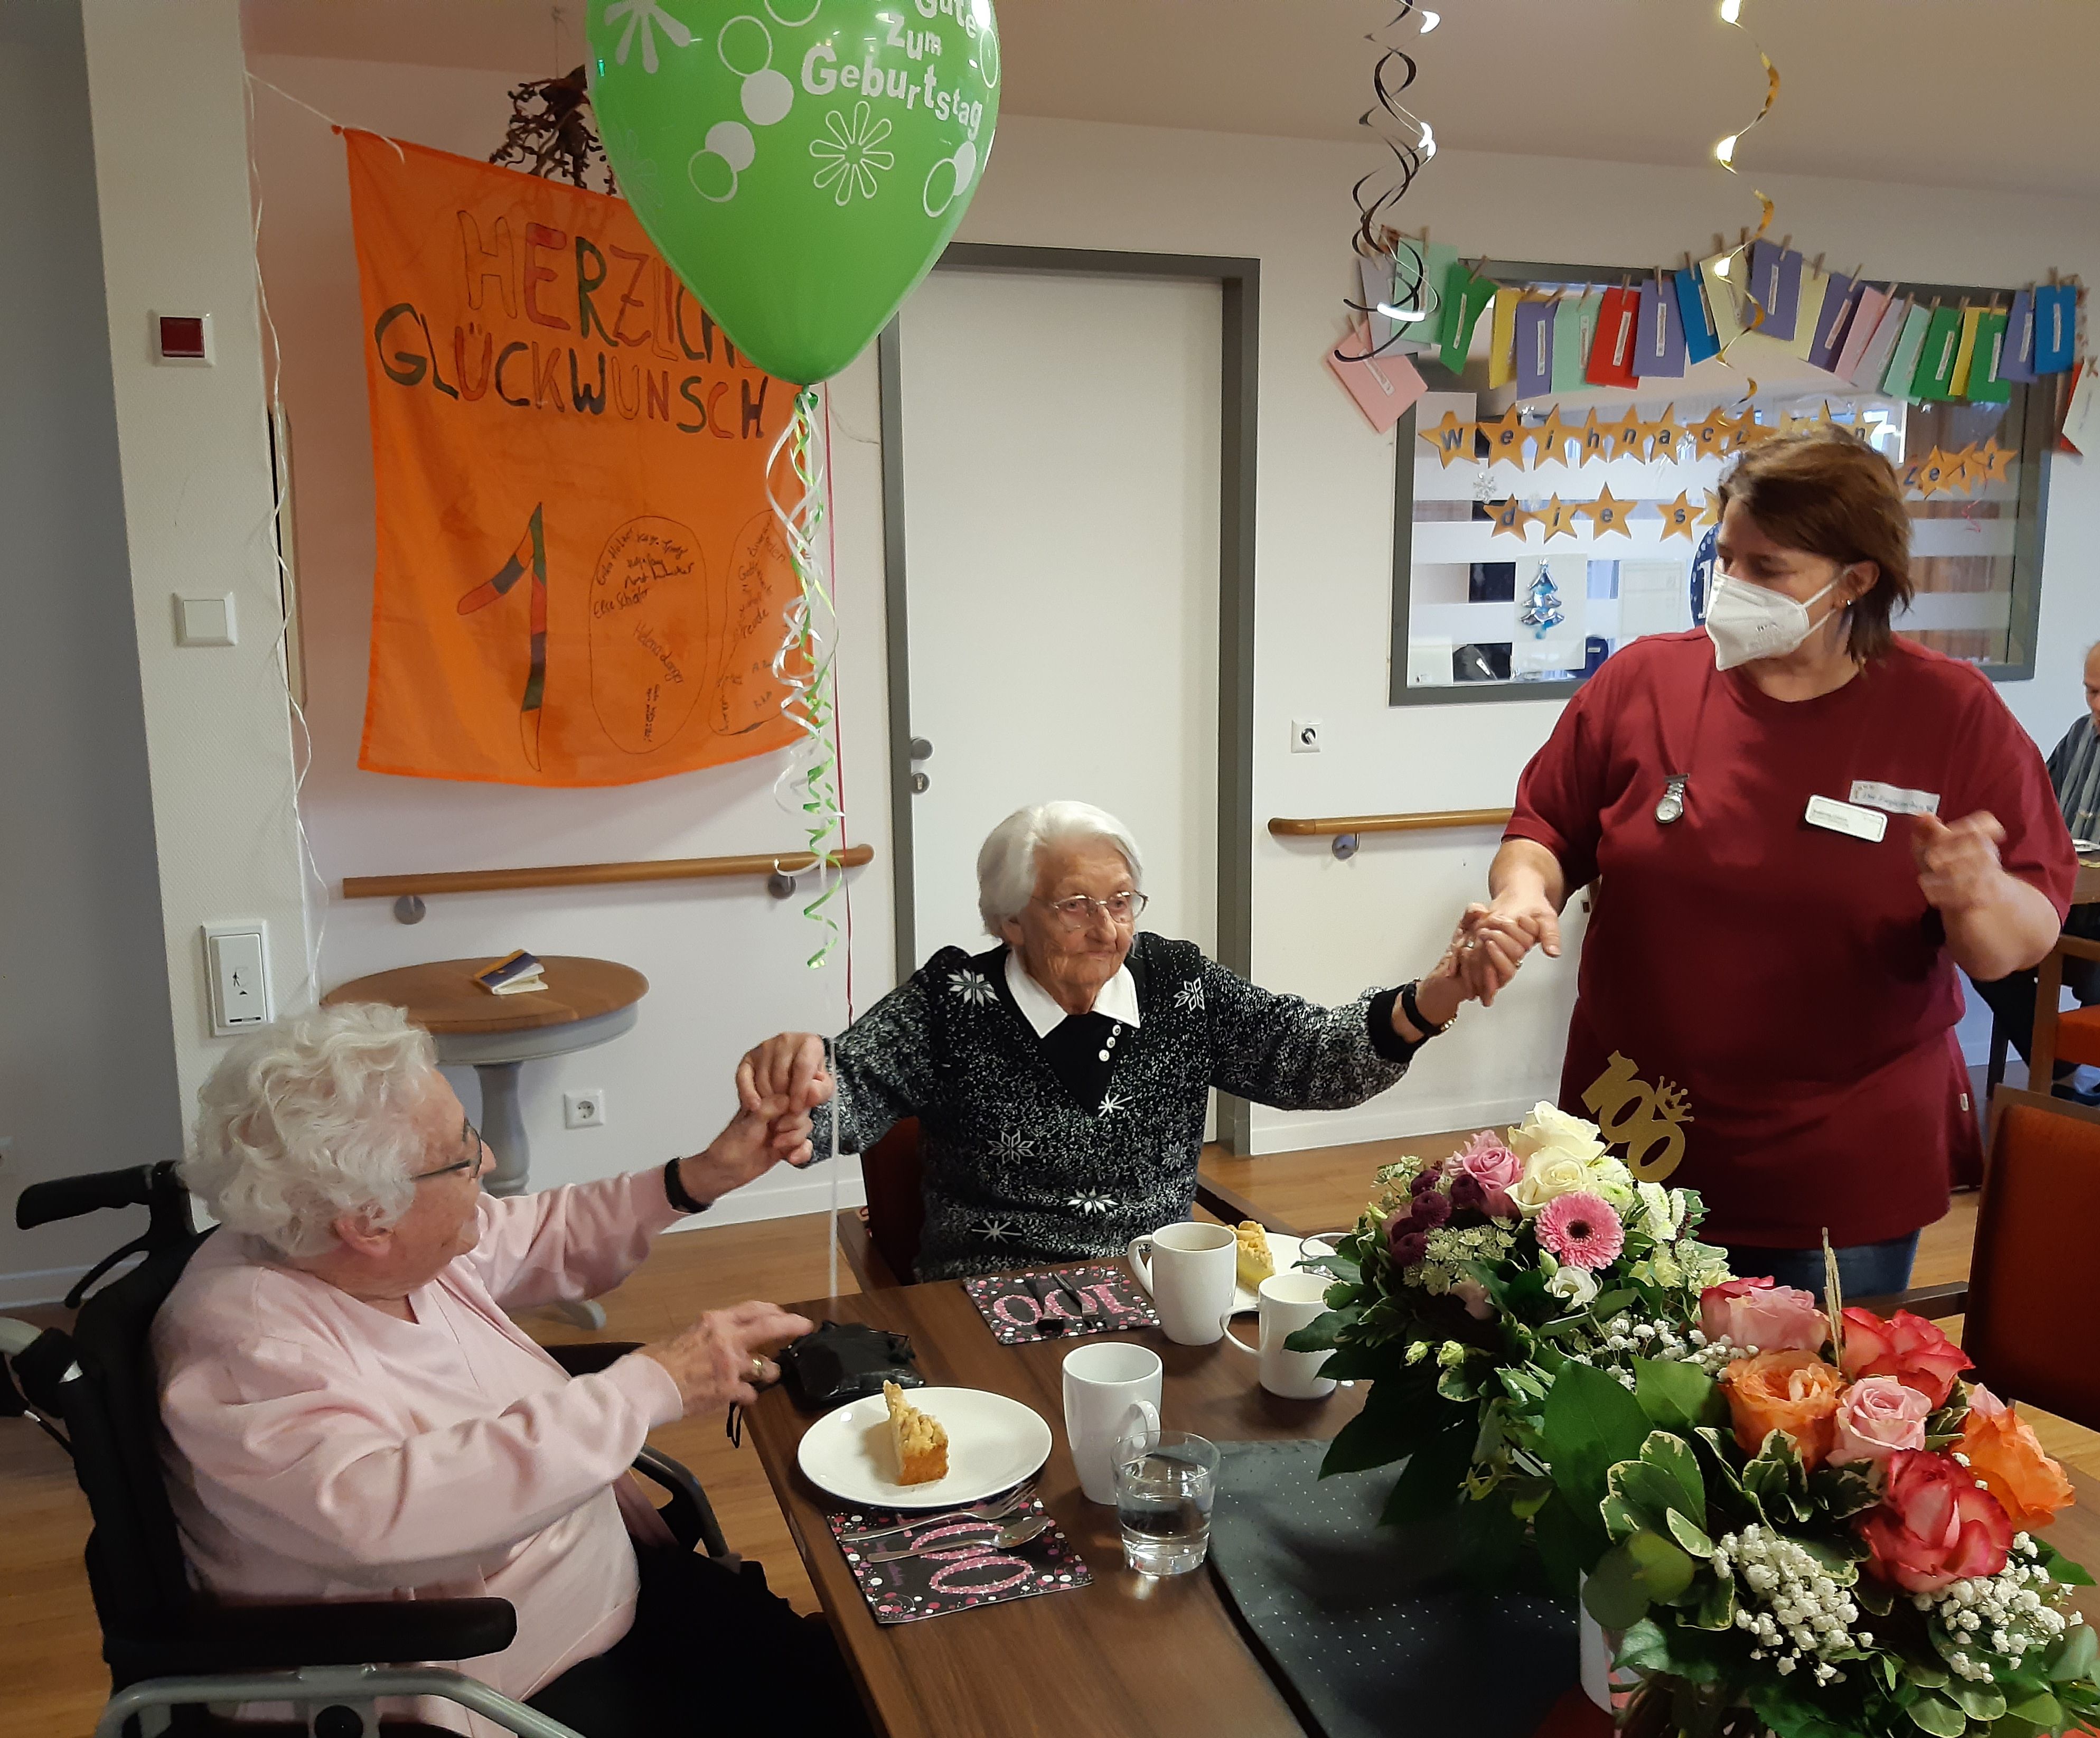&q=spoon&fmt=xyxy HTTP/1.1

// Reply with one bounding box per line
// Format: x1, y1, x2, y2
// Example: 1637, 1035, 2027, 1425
859, 1513, 1053, 1564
